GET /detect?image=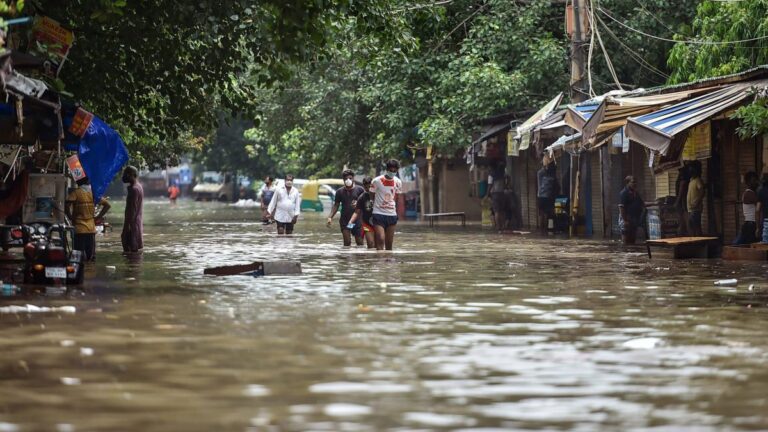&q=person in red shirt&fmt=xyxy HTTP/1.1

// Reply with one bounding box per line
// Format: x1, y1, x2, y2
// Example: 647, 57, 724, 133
168, 182, 180, 204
